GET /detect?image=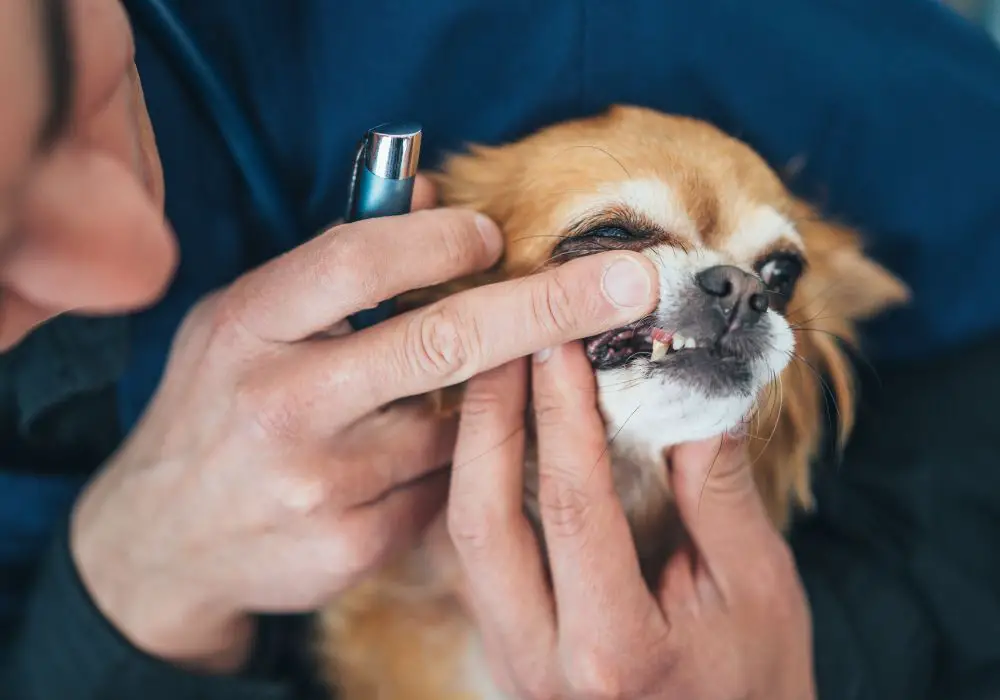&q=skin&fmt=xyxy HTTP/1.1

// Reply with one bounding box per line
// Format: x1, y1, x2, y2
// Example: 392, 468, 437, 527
1, 0, 814, 692
448, 343, 816, 700
0, 0, 175, 347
